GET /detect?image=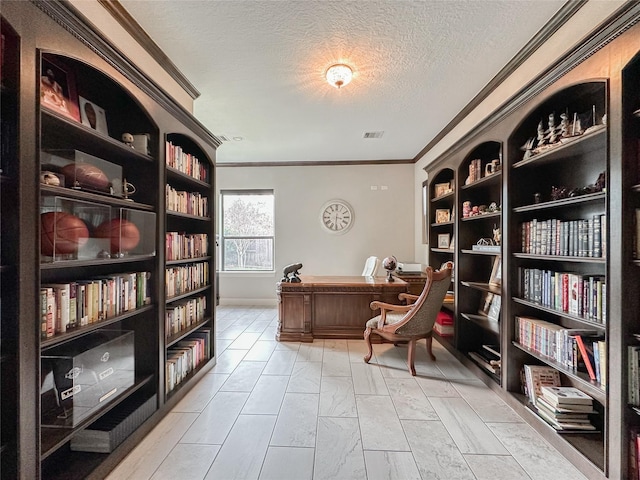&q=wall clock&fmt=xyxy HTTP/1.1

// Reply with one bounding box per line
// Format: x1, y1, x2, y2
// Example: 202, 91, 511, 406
320, 199, 354, 234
